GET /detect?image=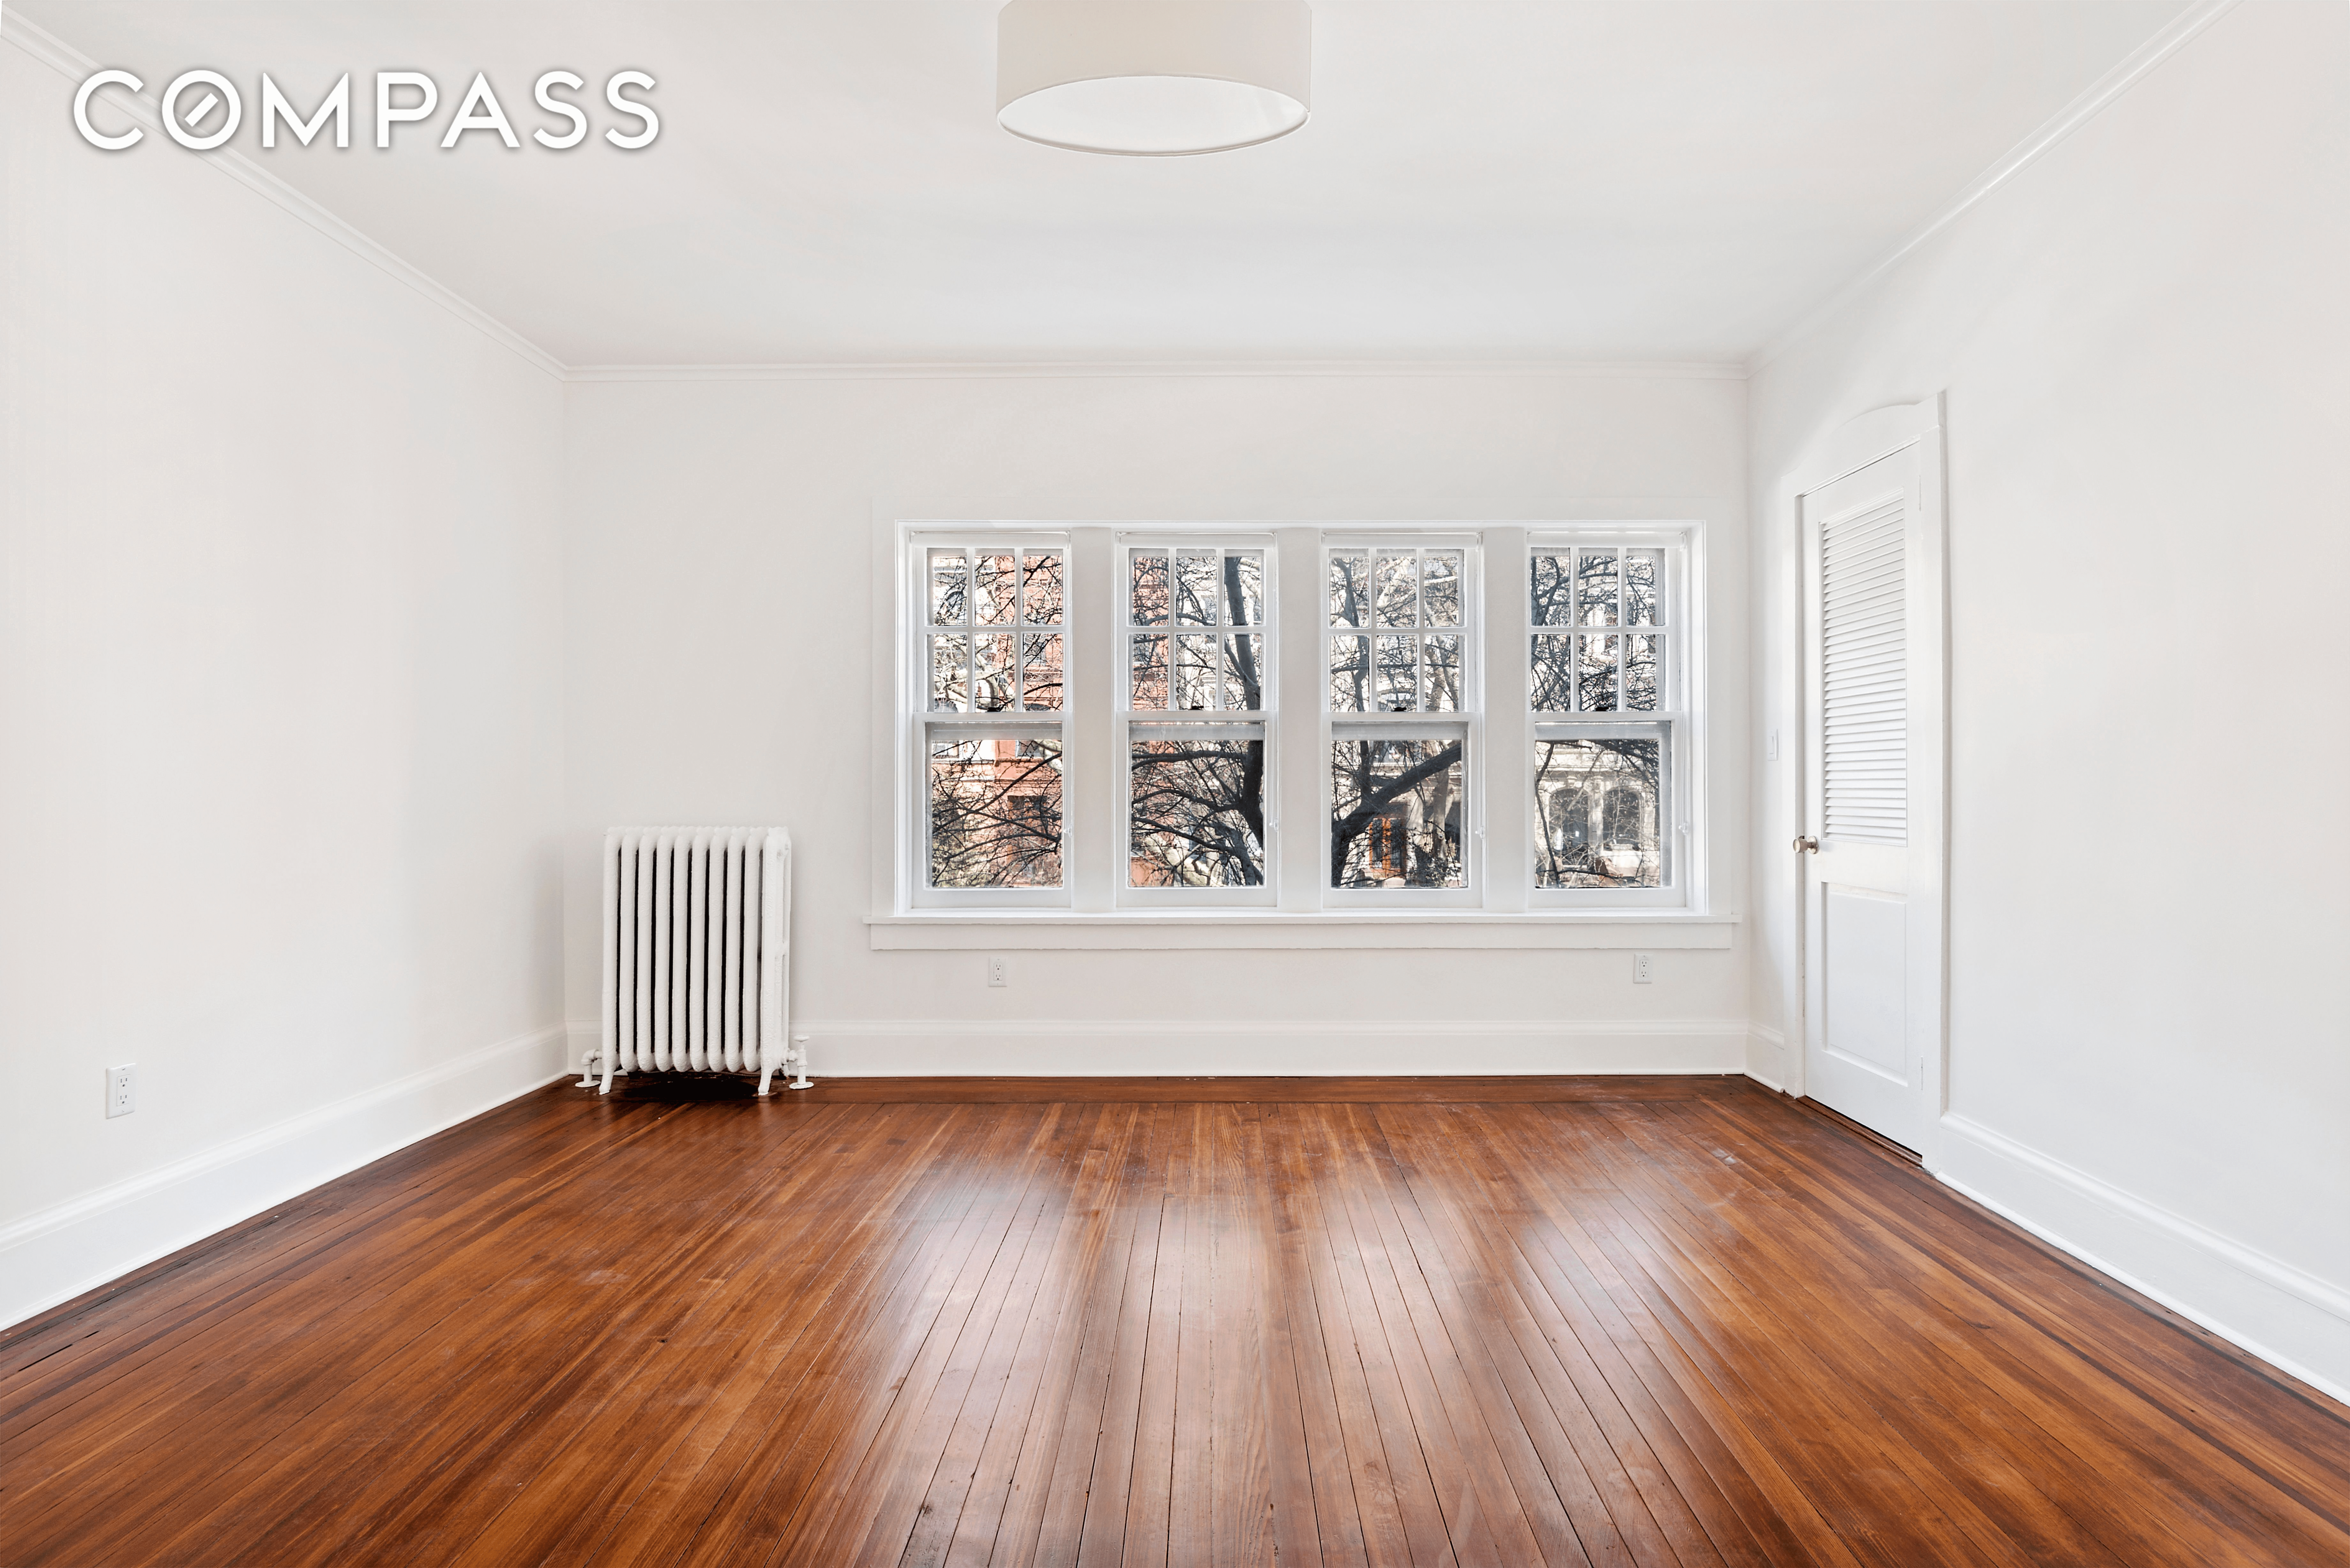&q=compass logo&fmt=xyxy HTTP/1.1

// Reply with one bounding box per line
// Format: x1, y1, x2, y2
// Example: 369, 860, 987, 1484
72, 69, 659, 152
